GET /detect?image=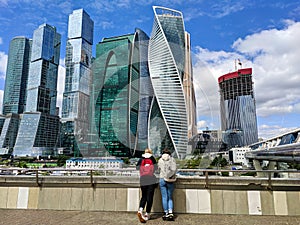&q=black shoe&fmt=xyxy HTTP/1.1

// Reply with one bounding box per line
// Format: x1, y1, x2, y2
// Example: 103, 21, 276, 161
162, 213, 168, 220
166, 213, 174, 221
